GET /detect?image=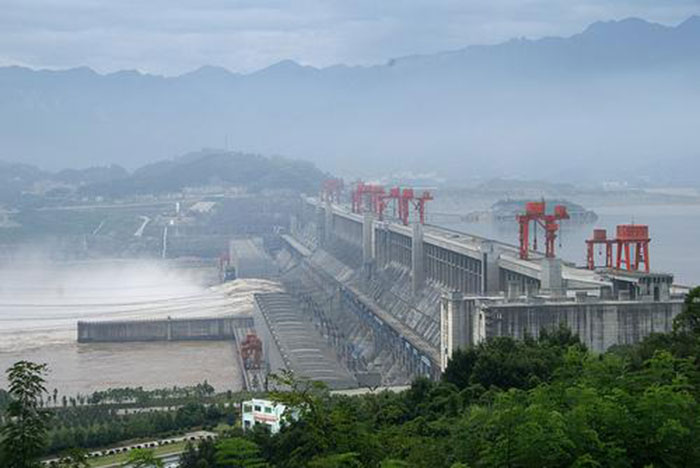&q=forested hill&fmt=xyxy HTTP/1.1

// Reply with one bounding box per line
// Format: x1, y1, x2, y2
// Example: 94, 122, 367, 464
0, 151, 327, 203
78, 151, 327, 197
